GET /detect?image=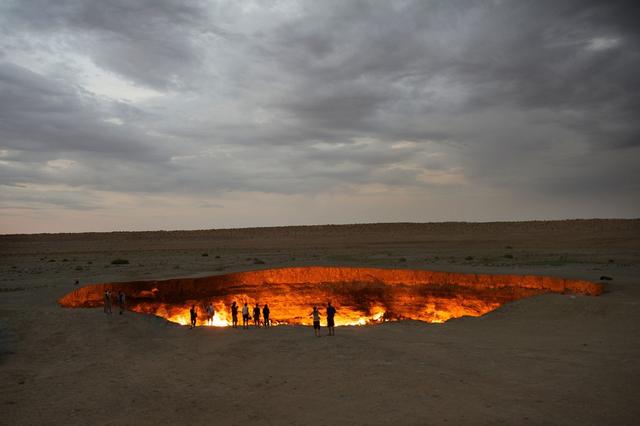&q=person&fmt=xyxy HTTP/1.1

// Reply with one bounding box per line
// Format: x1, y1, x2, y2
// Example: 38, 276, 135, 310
310, 306, 321, 337
190, 305, 197, 329
242, 302, 250, 329
326, 302, 337, 336
231, 301, 239, 328
206, 303, 215, 325
253, 303, 261, 327
117, 291, 126, 315
103, 290, 112, 315
262, 304, 270, 327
